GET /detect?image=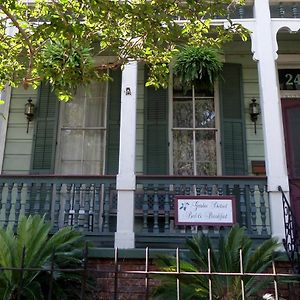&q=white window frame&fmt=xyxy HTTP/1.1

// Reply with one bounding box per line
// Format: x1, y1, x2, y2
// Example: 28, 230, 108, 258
168, 74, 222, 176
55, 81, 109, 175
